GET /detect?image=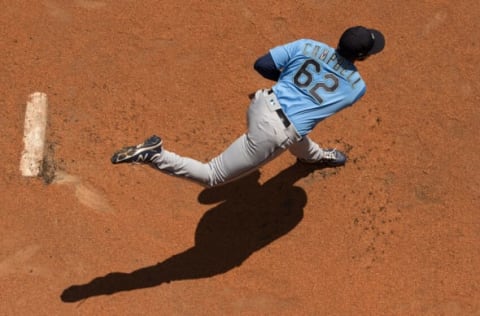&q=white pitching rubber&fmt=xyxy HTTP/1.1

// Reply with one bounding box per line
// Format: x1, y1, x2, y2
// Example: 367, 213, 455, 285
20, 92, 48, 177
